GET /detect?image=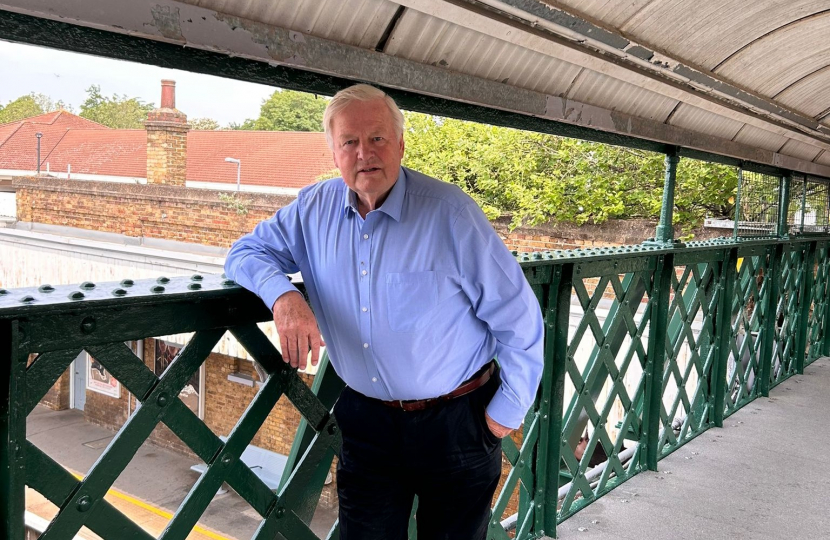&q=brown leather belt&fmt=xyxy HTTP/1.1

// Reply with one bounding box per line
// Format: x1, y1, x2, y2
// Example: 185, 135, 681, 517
381, 361, 495, 412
